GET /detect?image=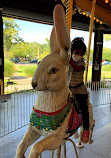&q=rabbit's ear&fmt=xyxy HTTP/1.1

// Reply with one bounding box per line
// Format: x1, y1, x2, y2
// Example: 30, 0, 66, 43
54, 4, 71, 56
50, 26, 60, 54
